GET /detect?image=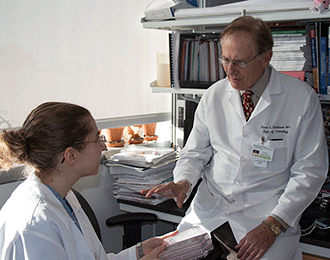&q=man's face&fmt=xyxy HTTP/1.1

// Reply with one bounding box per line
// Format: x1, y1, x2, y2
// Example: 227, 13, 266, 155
221, 31, 272, 91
